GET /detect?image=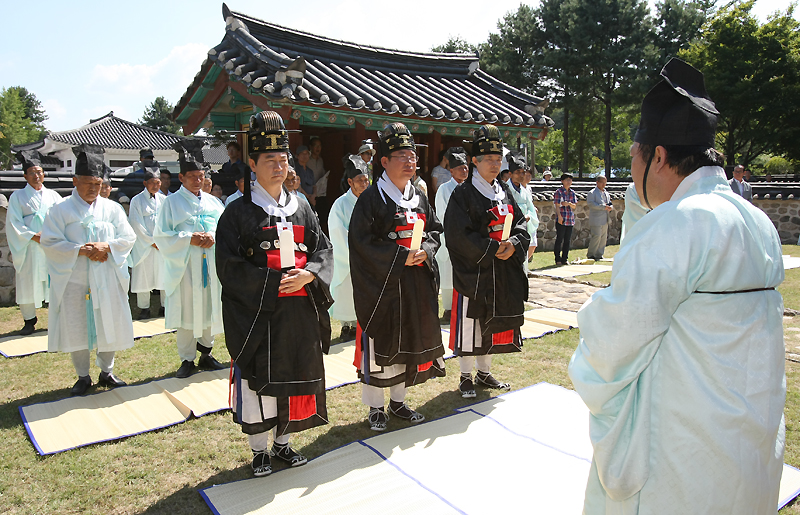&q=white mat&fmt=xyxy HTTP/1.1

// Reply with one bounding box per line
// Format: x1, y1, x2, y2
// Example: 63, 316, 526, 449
201, 382, 800, 514
531, 264, 612, 278
783, 255, 800, 270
